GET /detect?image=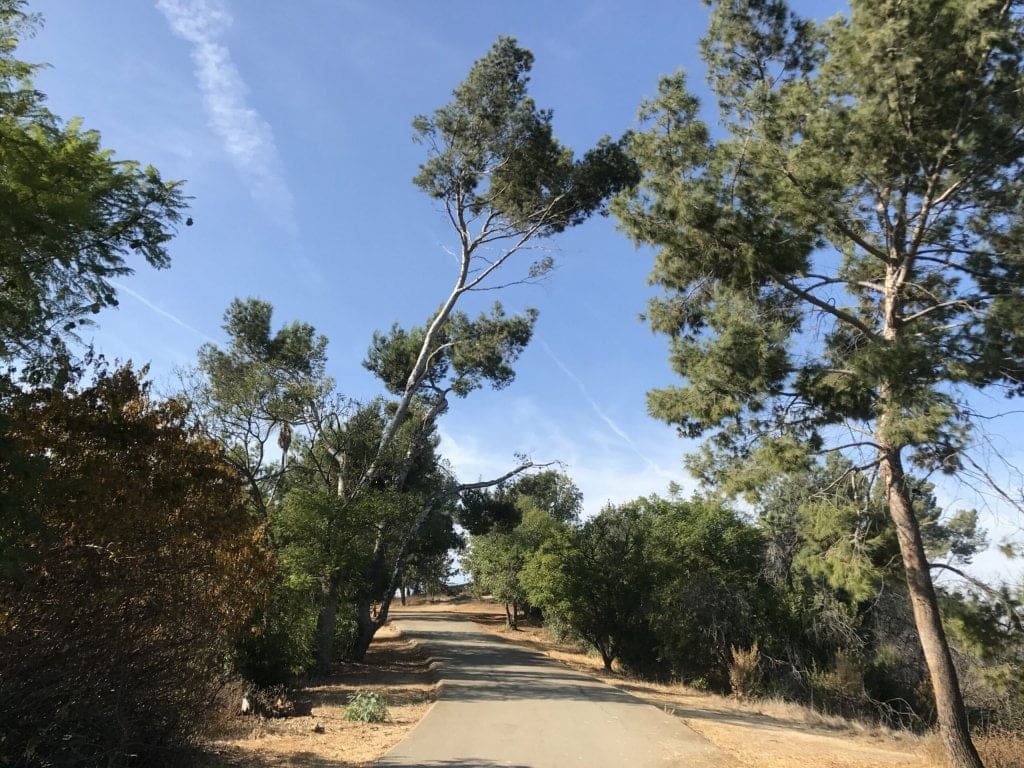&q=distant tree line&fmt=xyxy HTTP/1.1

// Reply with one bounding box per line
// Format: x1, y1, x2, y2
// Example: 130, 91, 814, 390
466, 463, 1022, 740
